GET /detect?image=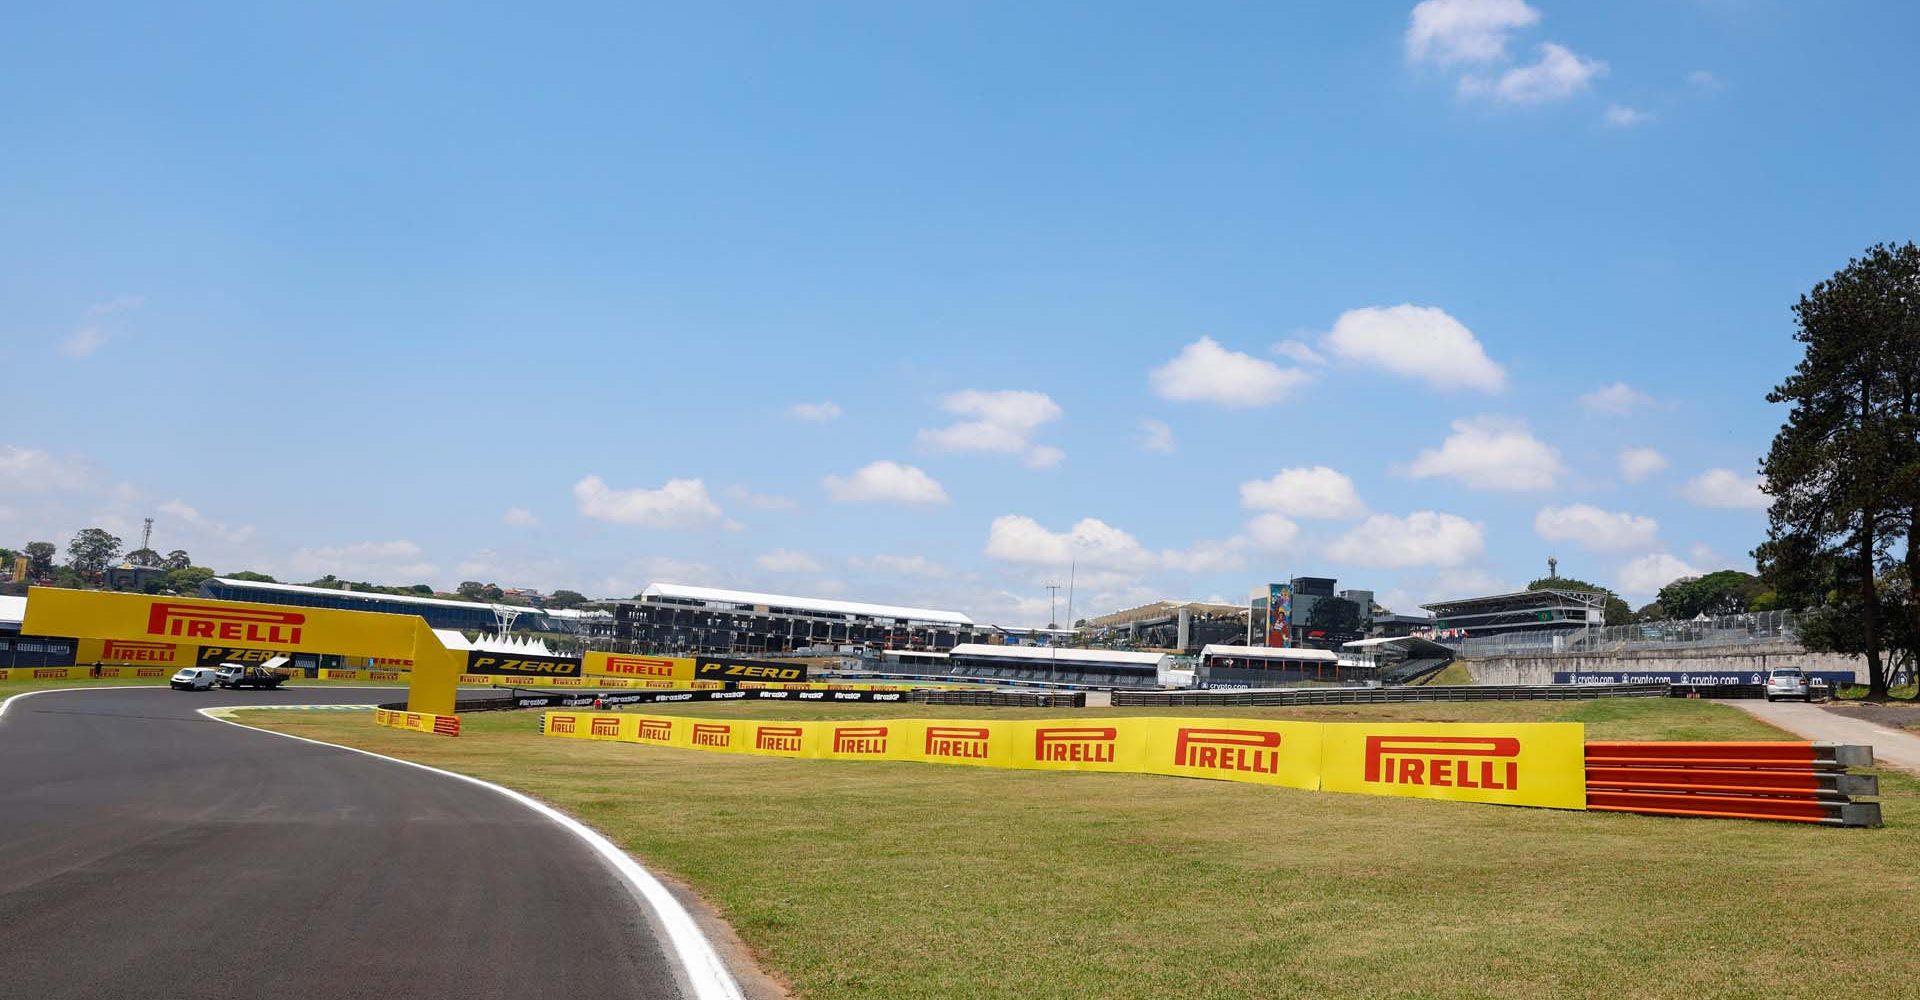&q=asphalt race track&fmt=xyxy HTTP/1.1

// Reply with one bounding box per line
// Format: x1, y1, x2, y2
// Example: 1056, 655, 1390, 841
0, 687, 690, 999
